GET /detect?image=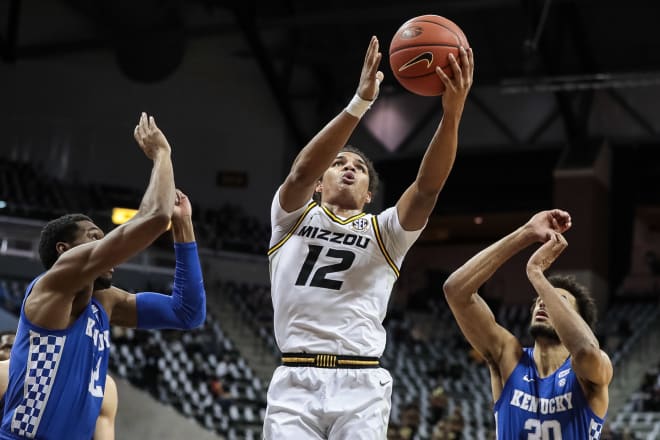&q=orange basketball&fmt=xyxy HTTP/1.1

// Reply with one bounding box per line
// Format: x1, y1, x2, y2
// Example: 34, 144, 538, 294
389, 15, 469, 96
